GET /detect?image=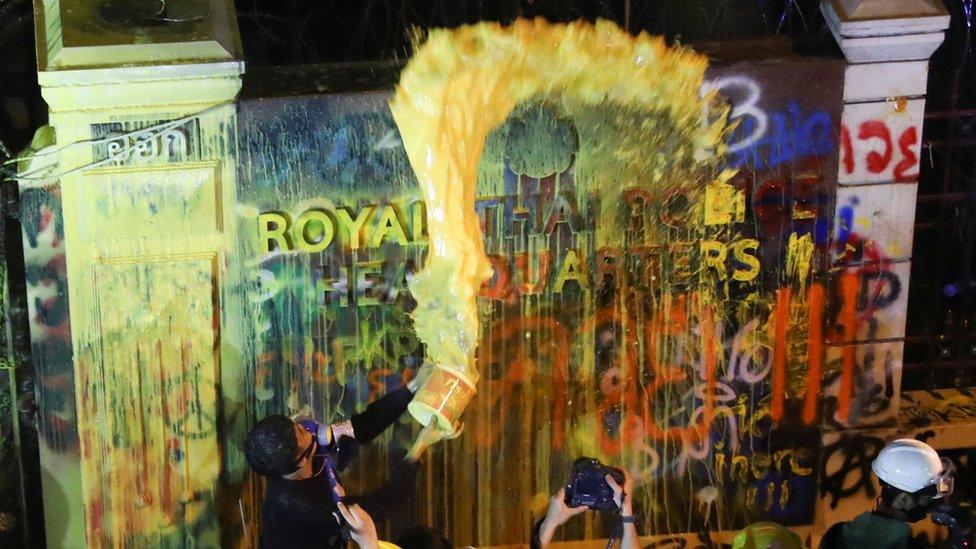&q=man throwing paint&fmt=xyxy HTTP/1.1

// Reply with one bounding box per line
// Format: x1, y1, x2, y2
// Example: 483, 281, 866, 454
244, 368, 456, 549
